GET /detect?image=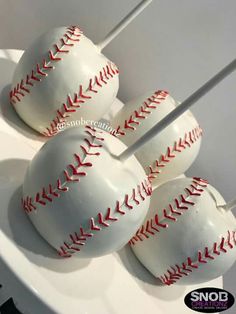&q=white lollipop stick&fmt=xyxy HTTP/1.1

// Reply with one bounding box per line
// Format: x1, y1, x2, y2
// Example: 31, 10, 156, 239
119, 59, 236, 161
97, 0, 152, 51
221, 199, 236, 212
